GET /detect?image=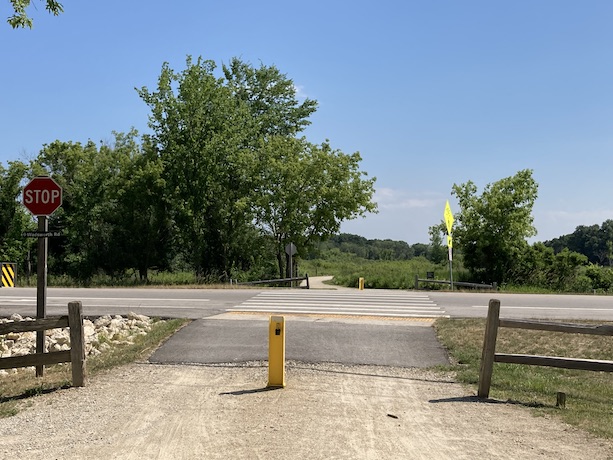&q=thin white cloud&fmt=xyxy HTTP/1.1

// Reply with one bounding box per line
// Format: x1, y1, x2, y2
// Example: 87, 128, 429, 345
293, 84, 308, 99
544, 209, 613, 225
375, 187, 442, 210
